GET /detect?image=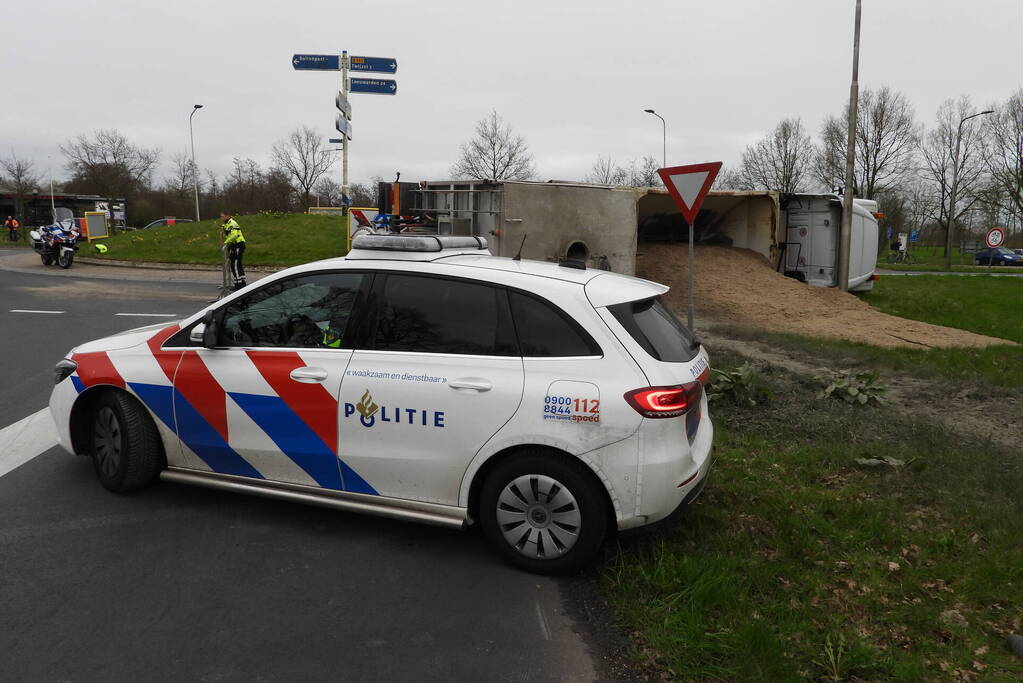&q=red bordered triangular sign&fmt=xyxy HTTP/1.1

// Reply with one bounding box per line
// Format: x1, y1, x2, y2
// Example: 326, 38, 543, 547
656, 162, 722, 225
